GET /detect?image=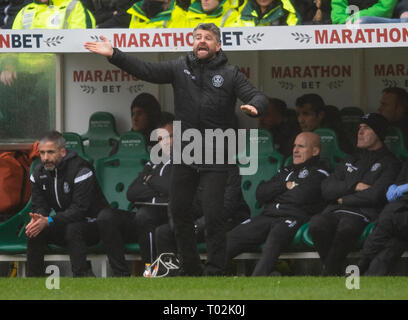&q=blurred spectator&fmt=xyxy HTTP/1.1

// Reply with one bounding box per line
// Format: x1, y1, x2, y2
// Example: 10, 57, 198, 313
12, 0, 95, 28
309, 113, 401, 276
82, 0, 133, 28
97, 114, 175, 275
292, 0, 331, 24
378, 87, 408, 149
0, 0, 95, 139
127, 0, 186, 27
353, 0, 408, 22
178, 0, 243, 27
0, 0, 29, 28
331, 0, 398, 24
295, 93, 354, 154
258, 97, 300, 160
130, 93, 162, 147
230, 0, 300, 26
